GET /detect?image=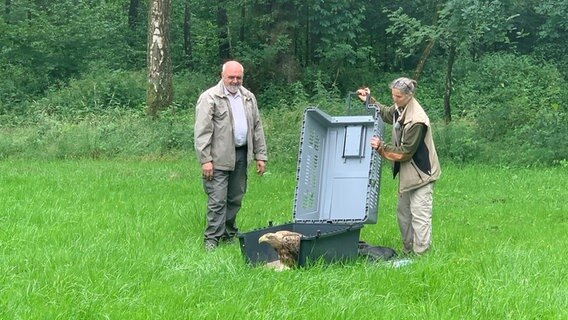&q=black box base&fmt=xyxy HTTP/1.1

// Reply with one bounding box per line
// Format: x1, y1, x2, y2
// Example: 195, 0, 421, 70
237, 222, 363, 267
